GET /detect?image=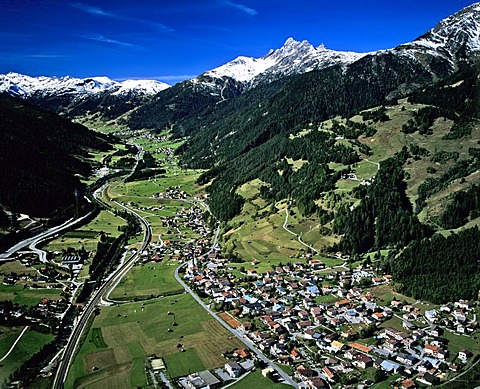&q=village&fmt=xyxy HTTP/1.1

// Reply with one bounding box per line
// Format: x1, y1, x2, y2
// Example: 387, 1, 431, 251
115, 182, 480, 388
1, 178, 478, 389
177, 247, 479, 388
